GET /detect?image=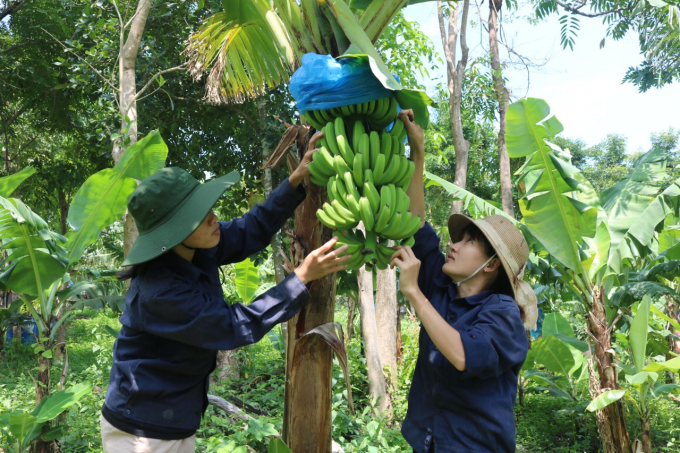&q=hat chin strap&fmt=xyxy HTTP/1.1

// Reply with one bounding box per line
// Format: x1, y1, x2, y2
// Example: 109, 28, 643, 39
180, 242, 197, 251
453, 254, 496, 287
